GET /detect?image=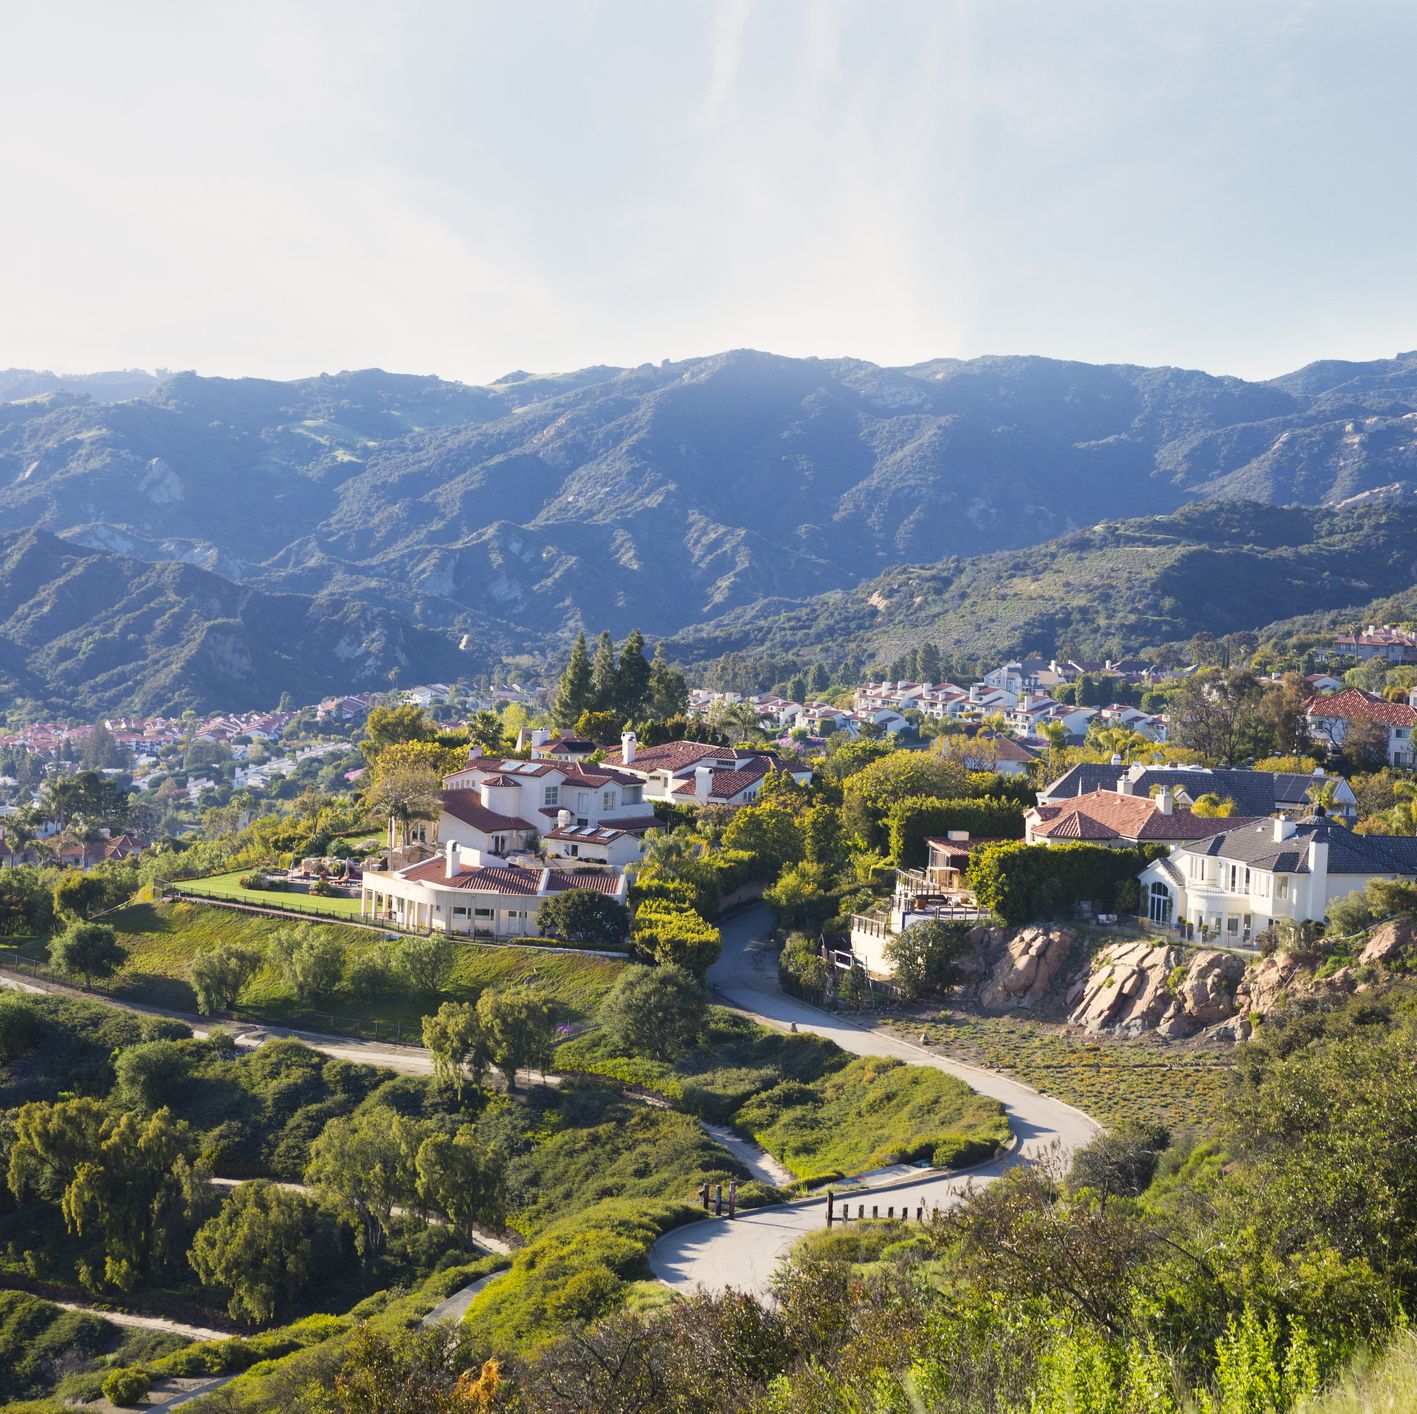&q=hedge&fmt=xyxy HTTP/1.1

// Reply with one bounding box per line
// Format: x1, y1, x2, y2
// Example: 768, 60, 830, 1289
966, 840, 1167, 925
887, 795, 1027, 868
